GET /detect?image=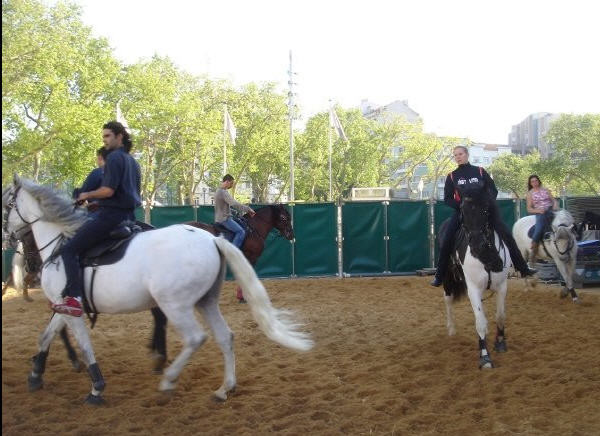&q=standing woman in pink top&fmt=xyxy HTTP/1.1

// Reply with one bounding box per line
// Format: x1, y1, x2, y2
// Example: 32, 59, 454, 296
526, 174, 559, 261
